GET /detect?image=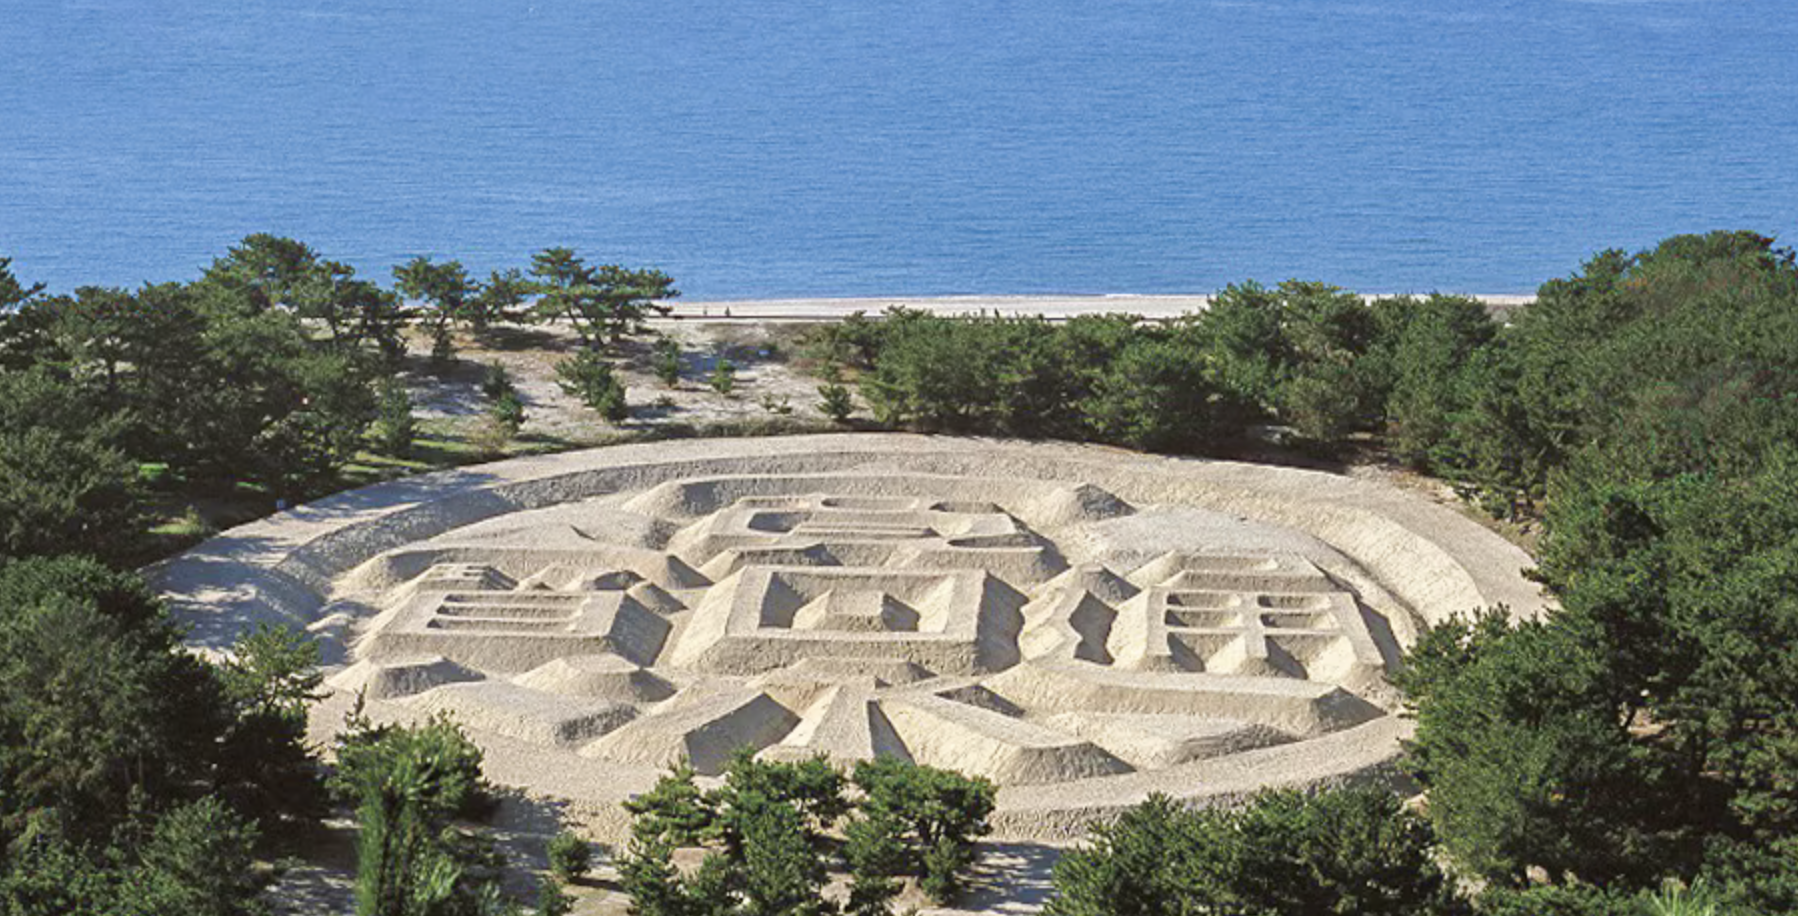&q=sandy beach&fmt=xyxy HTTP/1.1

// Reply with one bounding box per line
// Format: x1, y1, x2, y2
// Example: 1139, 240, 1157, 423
672, 294, 1535, 322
